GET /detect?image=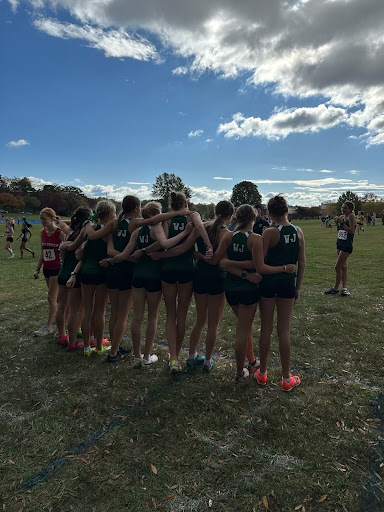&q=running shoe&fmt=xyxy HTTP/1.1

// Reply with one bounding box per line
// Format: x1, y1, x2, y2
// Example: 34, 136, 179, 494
9, 253, 15, 259
341, 289, 351, 296
281, 374, 301, 392
324, 287, 339, 295
32, 251, 35, 258
34, 326, 54, 337
248, 360, 260, 374
67, 342, 79, 352
133, 358, 143, 368
107, 351, 124, 363
234, 368, 249, 383
142, 355, 159, 368
76, 328, 82, 339
90, 338, 110, 349
57, 335, 69, 347
84, 347, 92, 356
202, 359, 215, 373
186, 355, 205, 370
169, 360, 182, 373
254, 368, 268, 385
96, 345, 110, 355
